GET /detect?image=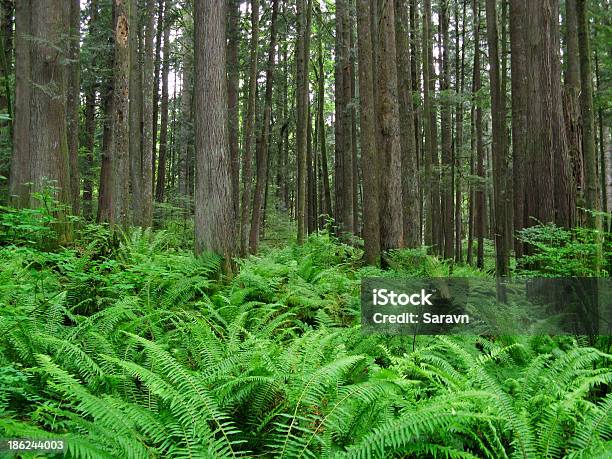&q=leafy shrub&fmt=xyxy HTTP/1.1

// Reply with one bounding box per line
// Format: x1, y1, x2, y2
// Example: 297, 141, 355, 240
517, 222, 611, 277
